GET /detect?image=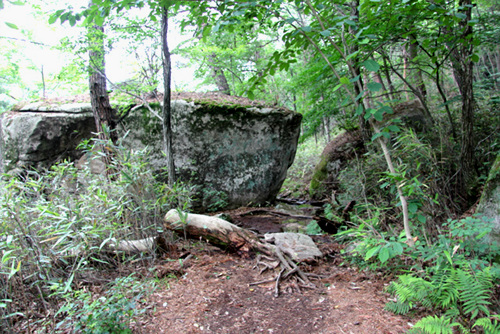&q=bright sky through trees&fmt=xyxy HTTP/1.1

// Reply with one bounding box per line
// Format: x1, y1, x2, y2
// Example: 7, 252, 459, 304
0, 0, 201, 102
